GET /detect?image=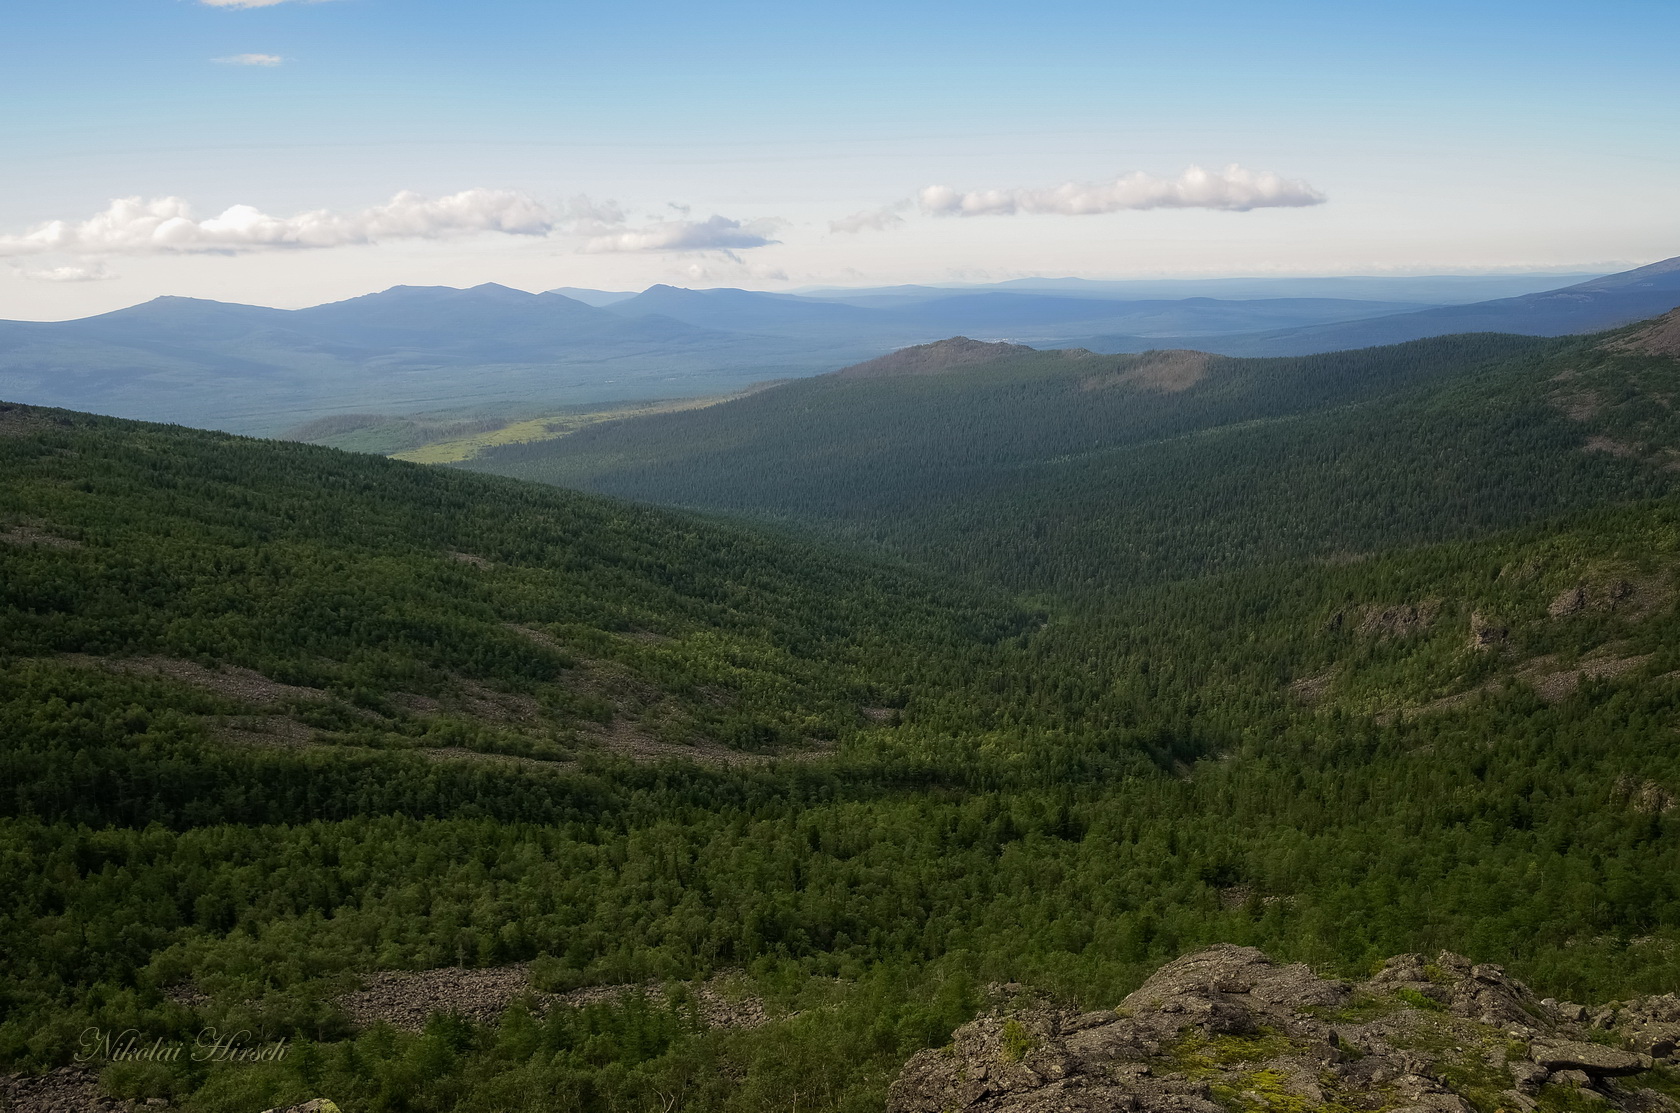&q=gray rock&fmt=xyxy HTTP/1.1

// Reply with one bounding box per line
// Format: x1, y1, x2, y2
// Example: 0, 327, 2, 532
1508, 1059, 1550, 1091
1531, 1039, 1649, 1076
889, 946, 1659, 1113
